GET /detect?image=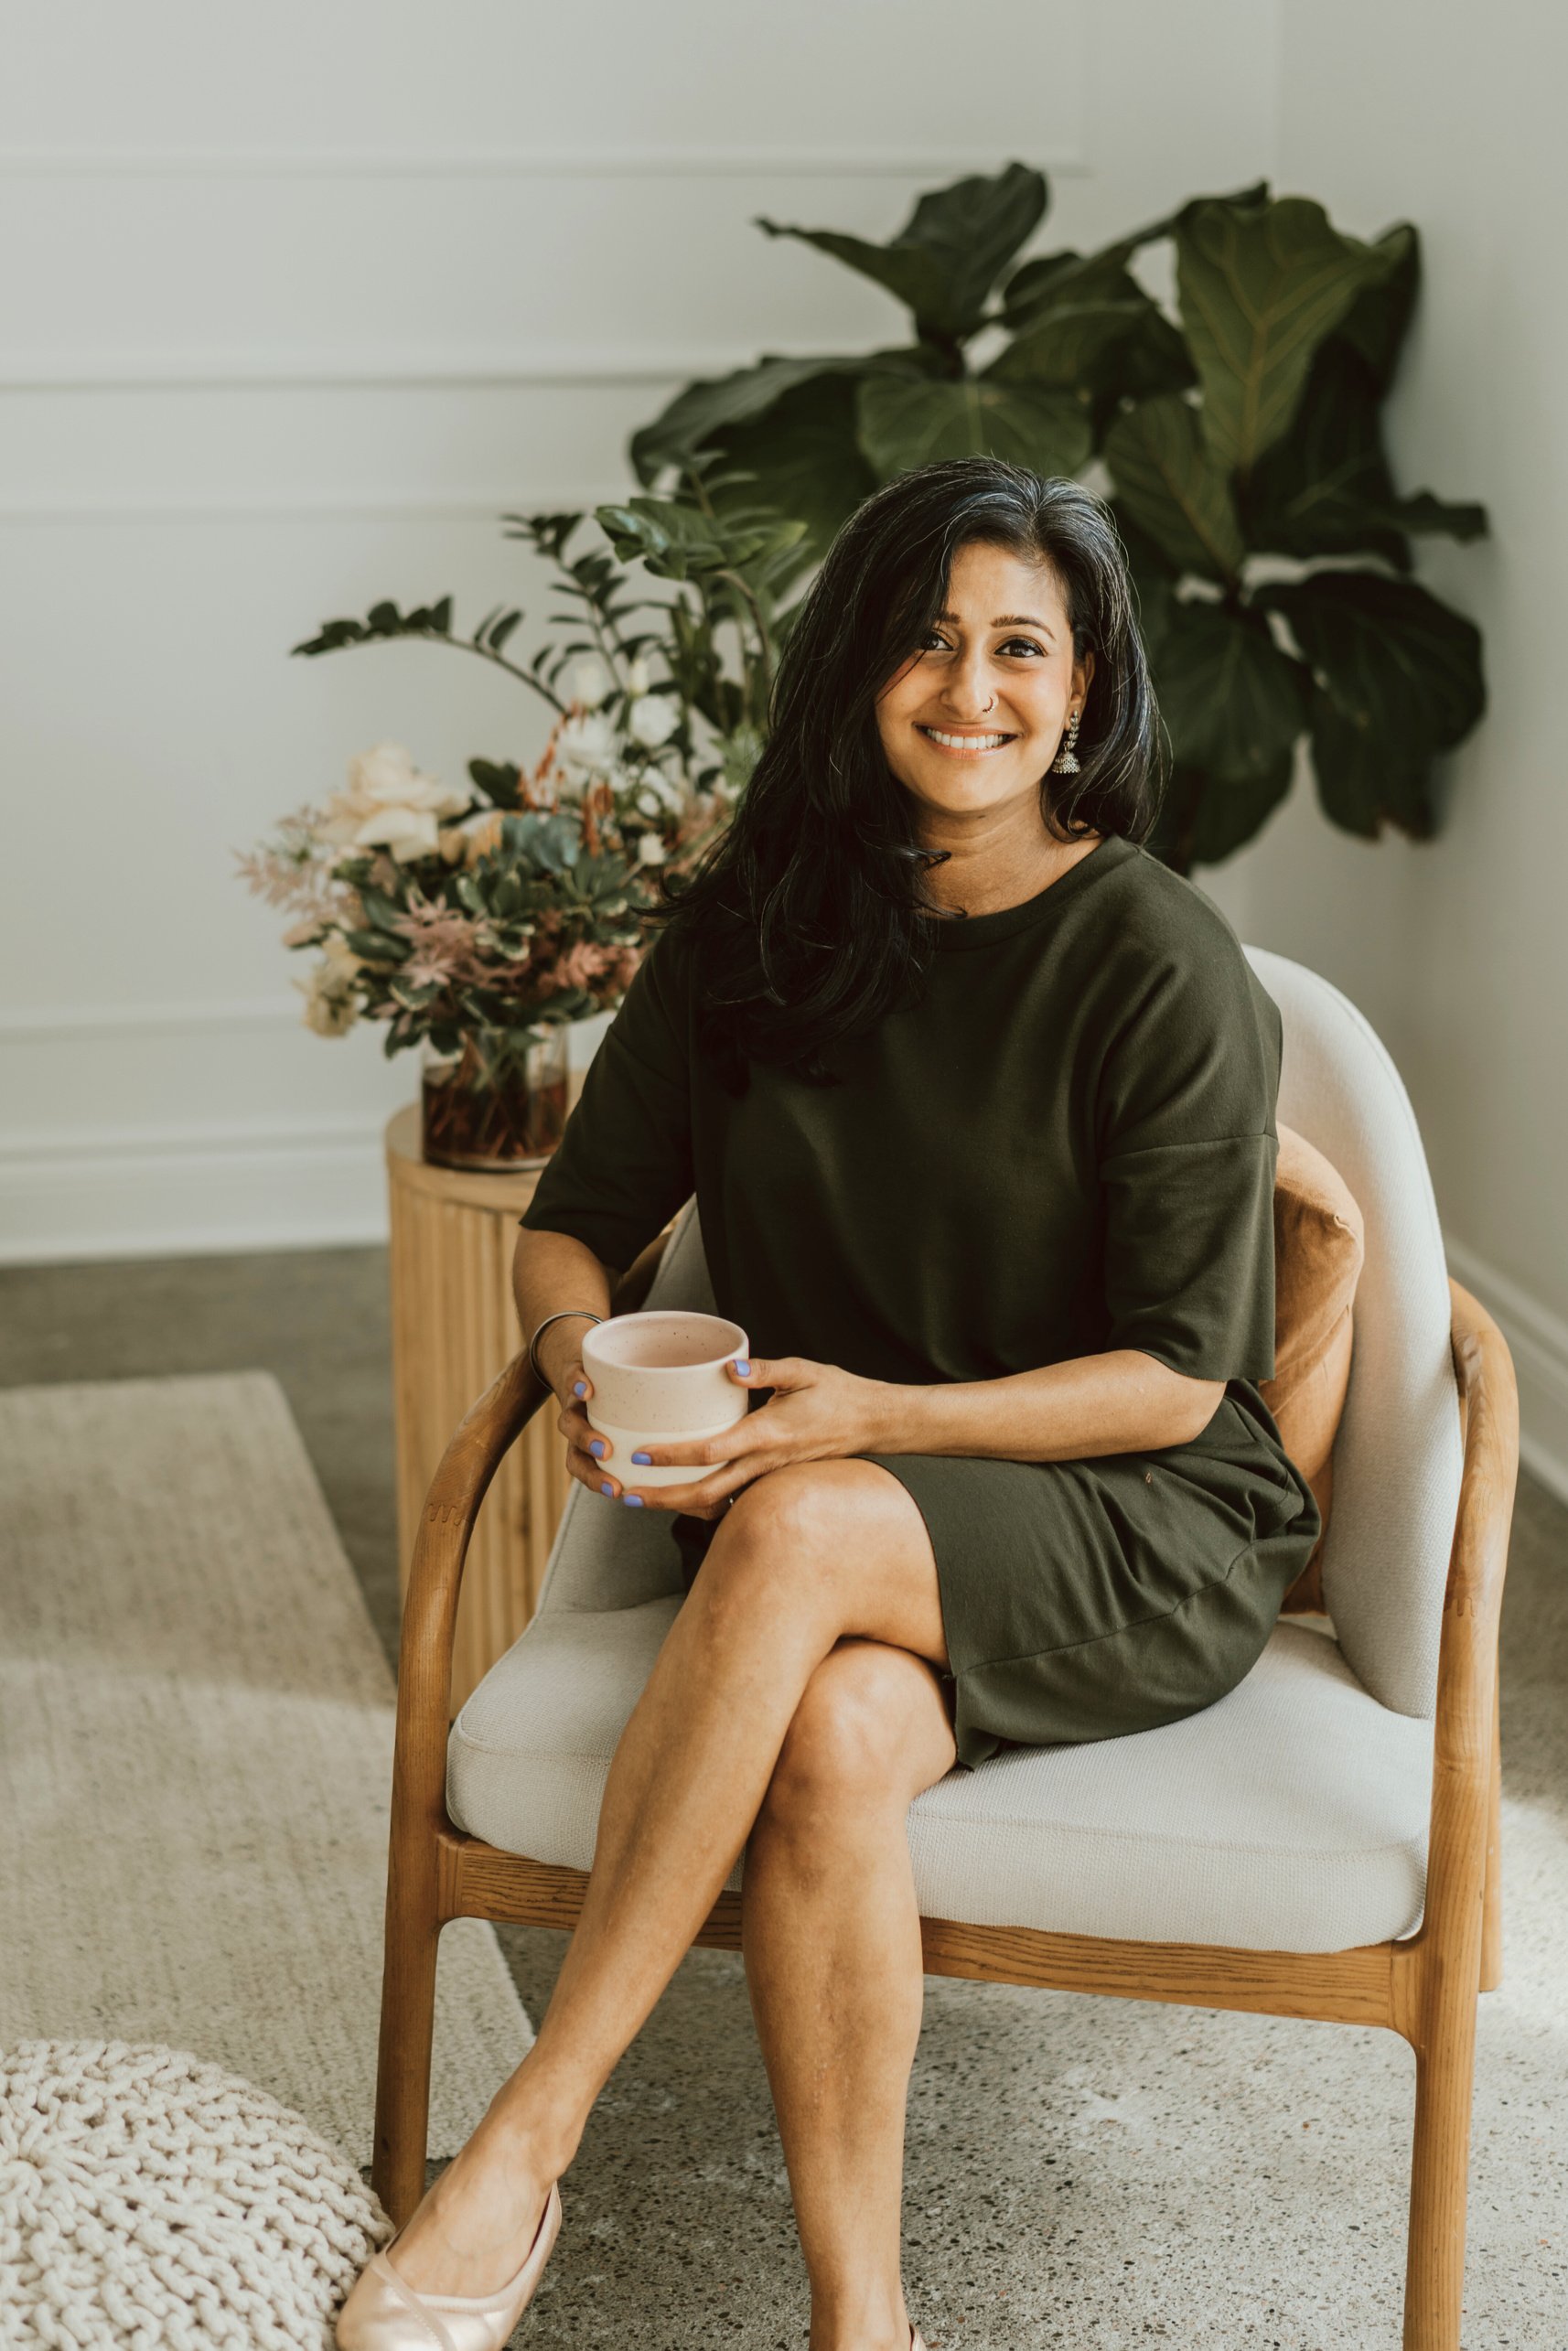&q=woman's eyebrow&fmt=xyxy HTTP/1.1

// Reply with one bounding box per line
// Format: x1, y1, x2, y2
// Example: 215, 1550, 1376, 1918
936, 609, 1055, 637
